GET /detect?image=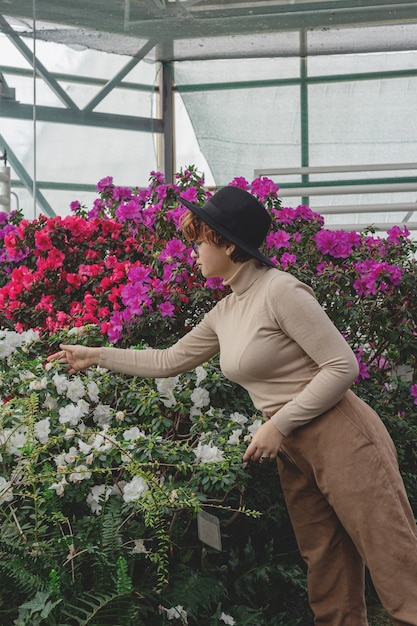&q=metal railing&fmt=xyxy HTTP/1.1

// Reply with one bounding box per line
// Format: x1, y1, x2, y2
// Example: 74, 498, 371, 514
254, 163, 417, 231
